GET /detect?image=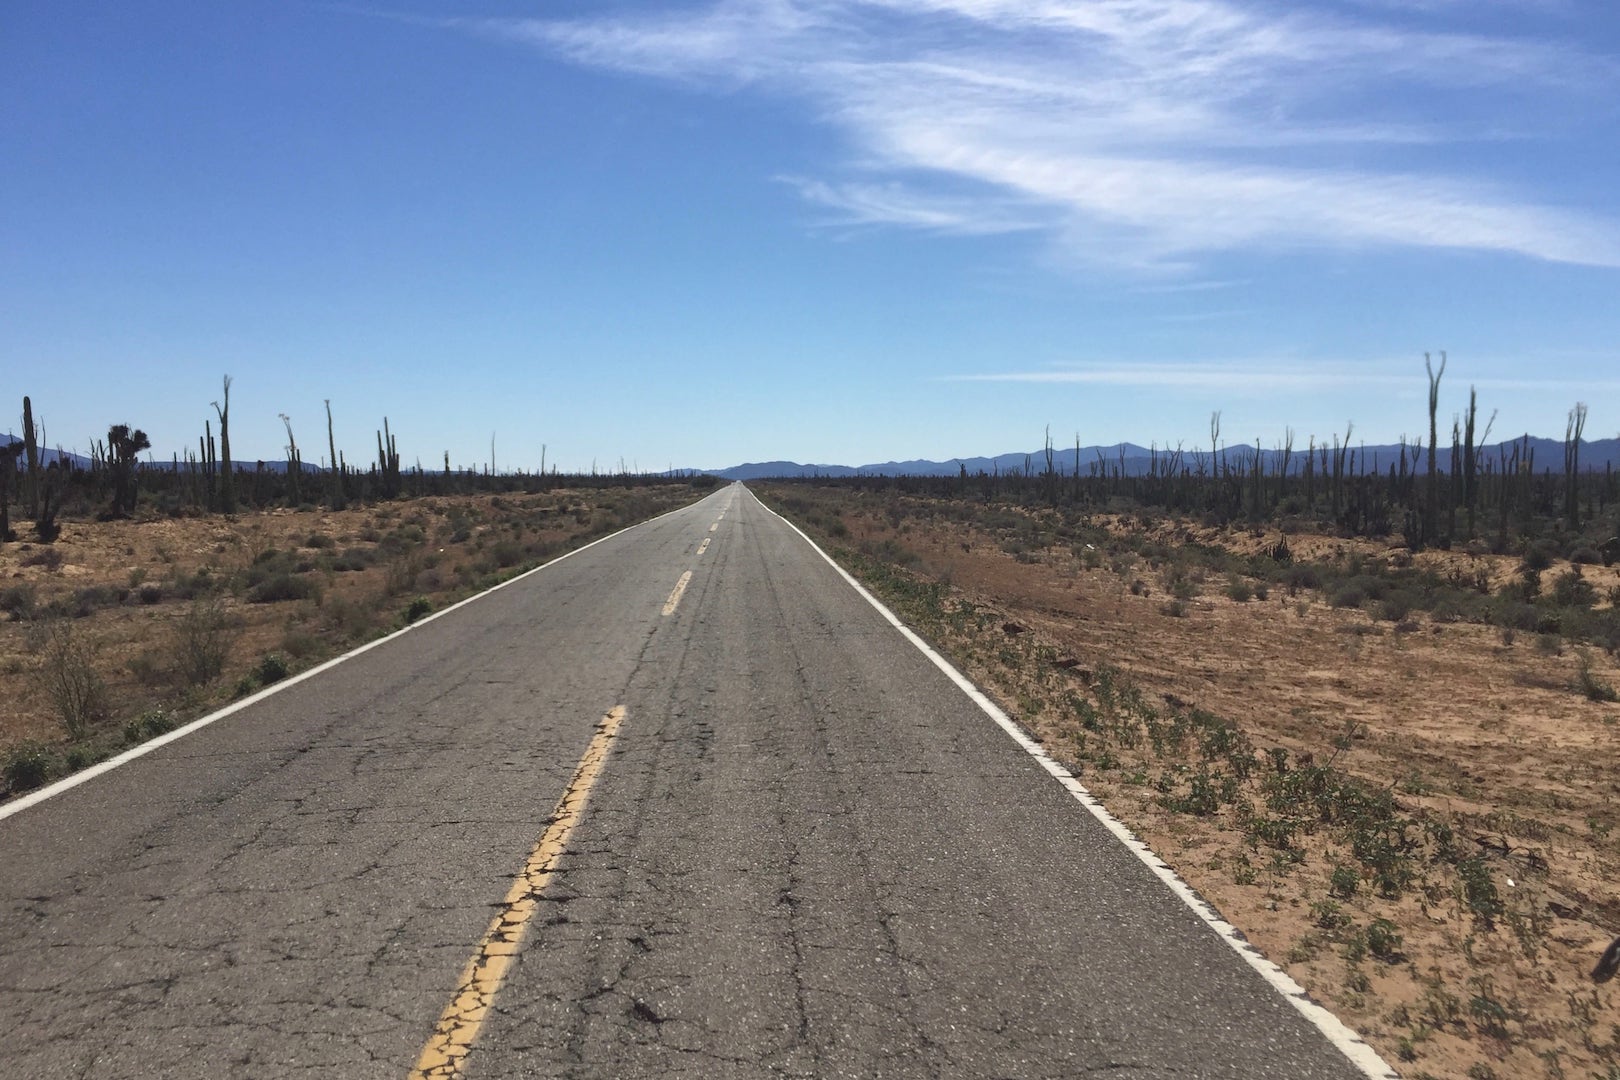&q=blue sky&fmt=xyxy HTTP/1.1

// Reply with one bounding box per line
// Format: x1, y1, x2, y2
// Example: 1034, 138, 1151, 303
4, 1, 1619, 472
